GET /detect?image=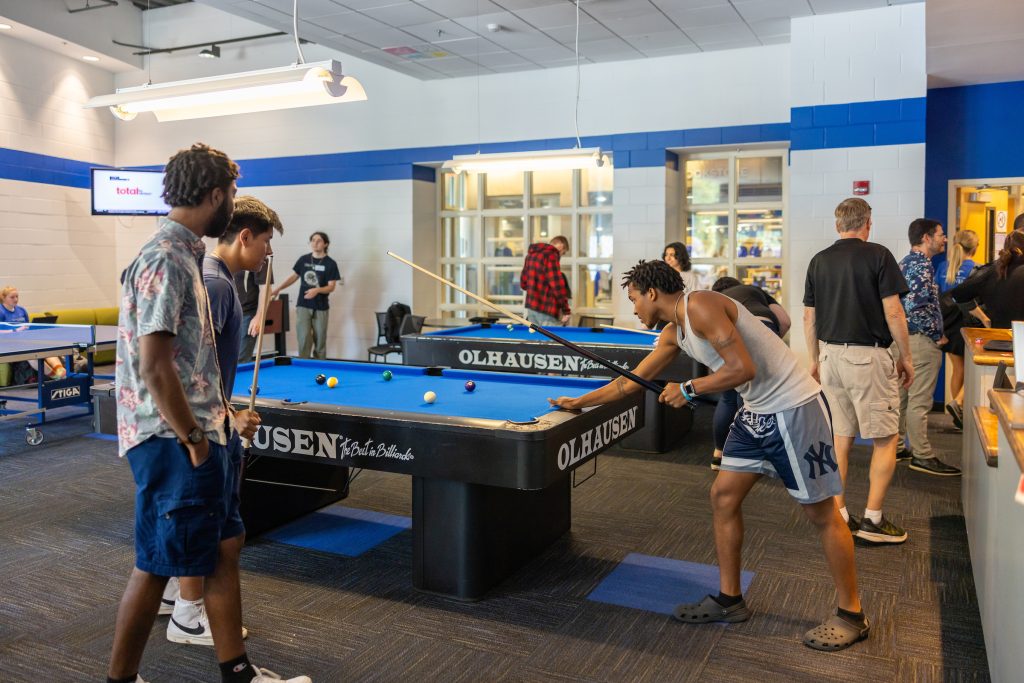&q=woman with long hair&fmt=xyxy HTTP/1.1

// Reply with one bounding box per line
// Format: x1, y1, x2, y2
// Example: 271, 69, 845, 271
950, 230, 1024, 329
662, 241, 700, 292
935, 230, 988, 428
